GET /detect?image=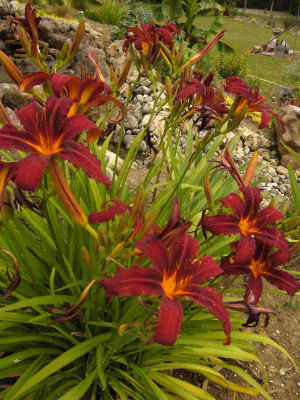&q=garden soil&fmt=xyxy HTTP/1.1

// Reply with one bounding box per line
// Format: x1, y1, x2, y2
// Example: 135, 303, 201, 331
207, 279, 300, 400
